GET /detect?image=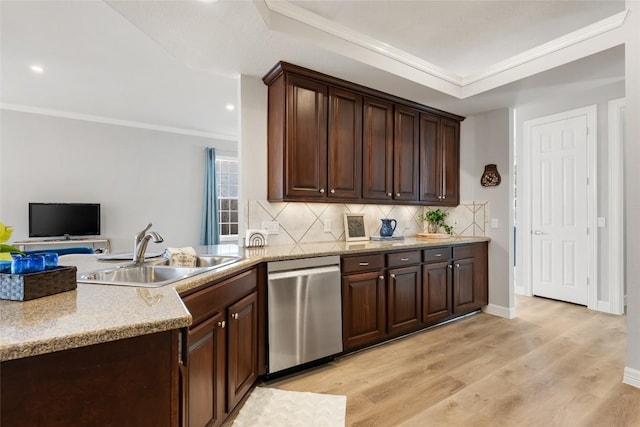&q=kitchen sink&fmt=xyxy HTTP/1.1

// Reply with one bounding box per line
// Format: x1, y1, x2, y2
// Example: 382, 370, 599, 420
78, 255, 242, 287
